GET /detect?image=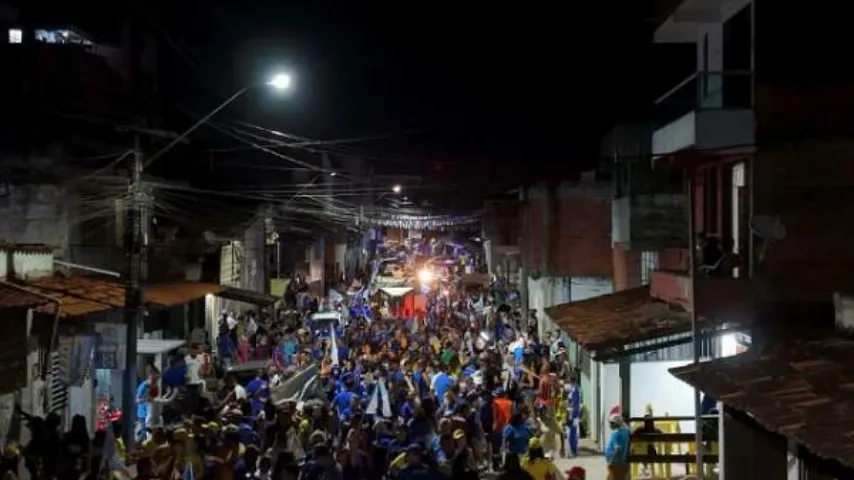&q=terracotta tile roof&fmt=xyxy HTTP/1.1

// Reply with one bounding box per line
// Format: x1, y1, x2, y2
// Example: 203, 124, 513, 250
544, 286, 691, 351
670, 337, 854, 469
0, 285, 51, 310
28, 275, 124, 317
27, 276, 227, 317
